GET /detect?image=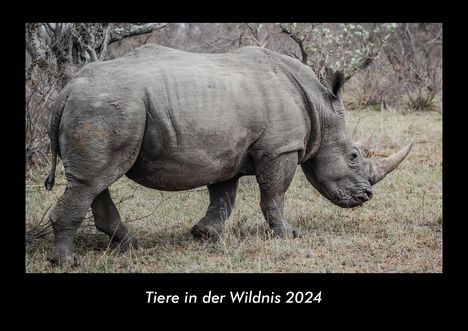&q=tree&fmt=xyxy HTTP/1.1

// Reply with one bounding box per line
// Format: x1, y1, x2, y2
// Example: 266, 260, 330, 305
384, 23, 442, 111
26, 23, 168, 88
278, 23, 398, 82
